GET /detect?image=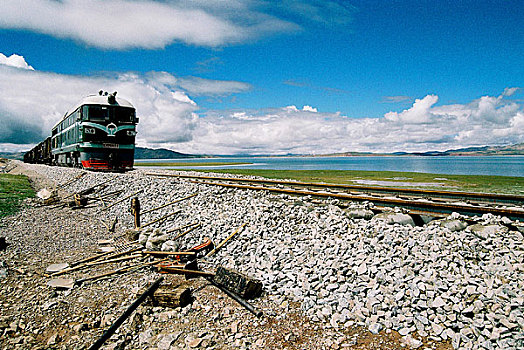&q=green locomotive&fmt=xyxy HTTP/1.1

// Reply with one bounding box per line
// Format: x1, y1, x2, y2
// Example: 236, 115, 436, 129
25, 91, 139, 171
